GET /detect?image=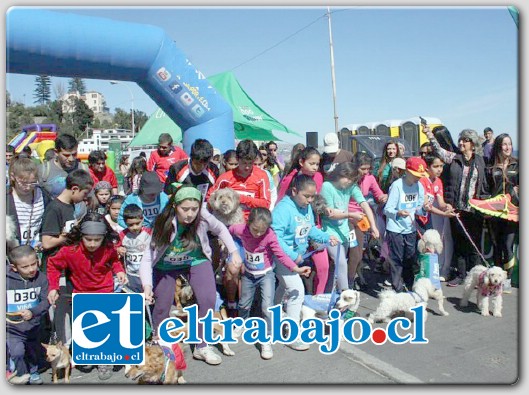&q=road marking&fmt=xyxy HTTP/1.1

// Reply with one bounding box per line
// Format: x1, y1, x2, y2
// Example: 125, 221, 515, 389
340, 342, 424, 383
